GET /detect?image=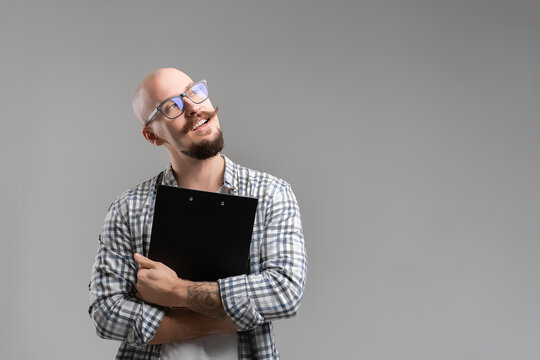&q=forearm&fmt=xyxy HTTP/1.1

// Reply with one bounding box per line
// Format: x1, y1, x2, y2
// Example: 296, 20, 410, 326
185, 281, 229, 319
163, 279, 229, 319
148, 308, 237, 344
175, 270, 304, 331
